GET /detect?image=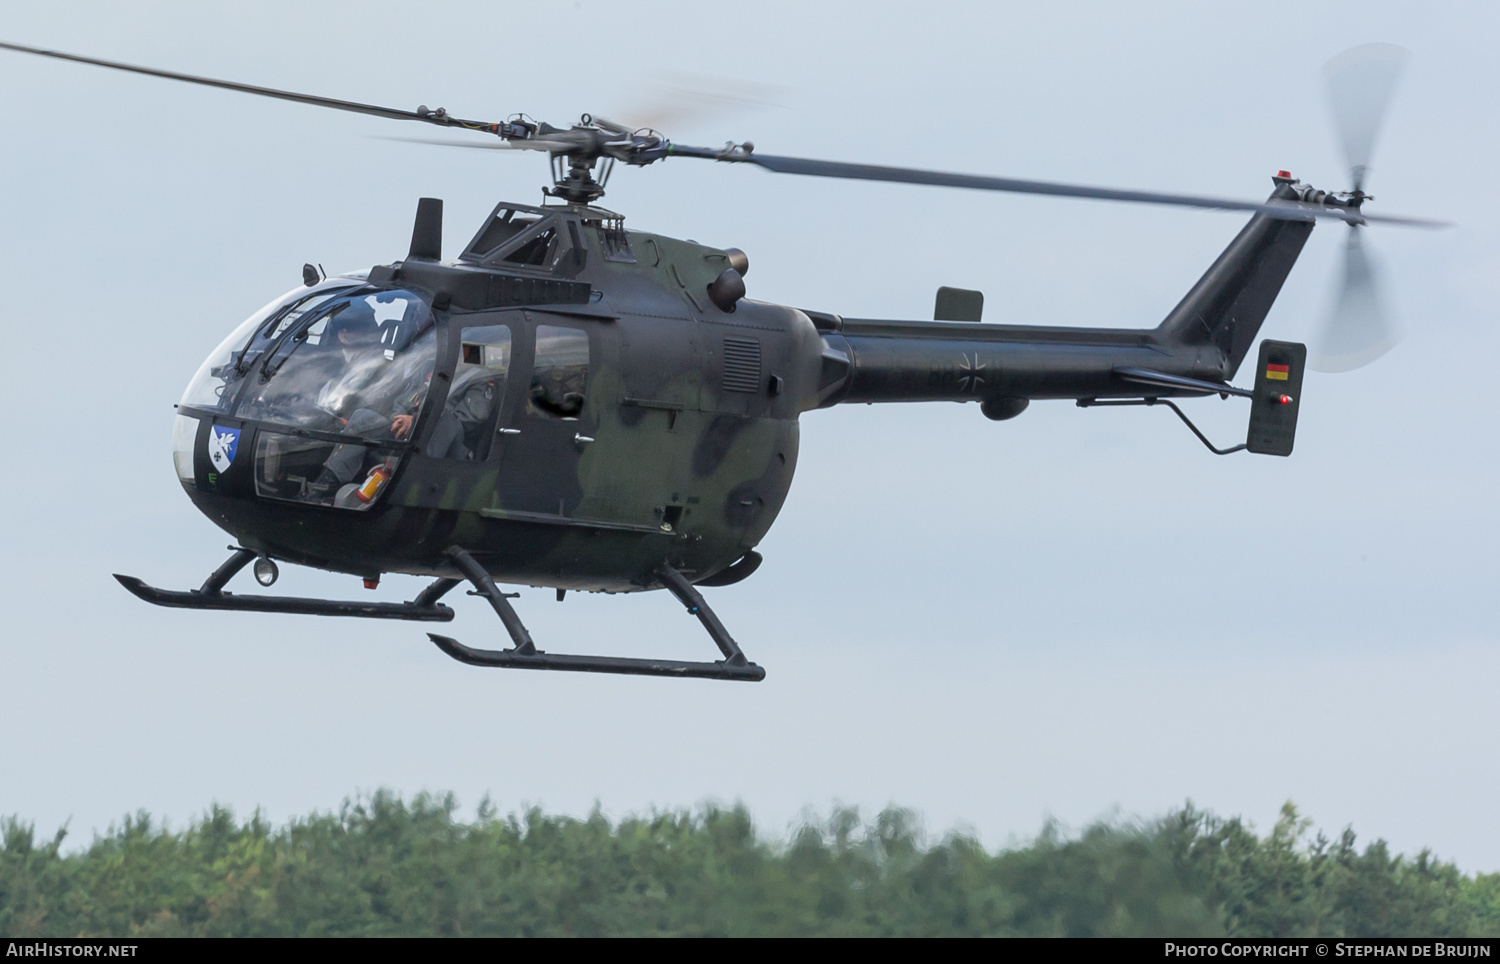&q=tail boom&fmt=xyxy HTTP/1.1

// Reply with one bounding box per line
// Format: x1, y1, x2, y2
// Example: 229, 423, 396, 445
811, 180, 1316, 410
